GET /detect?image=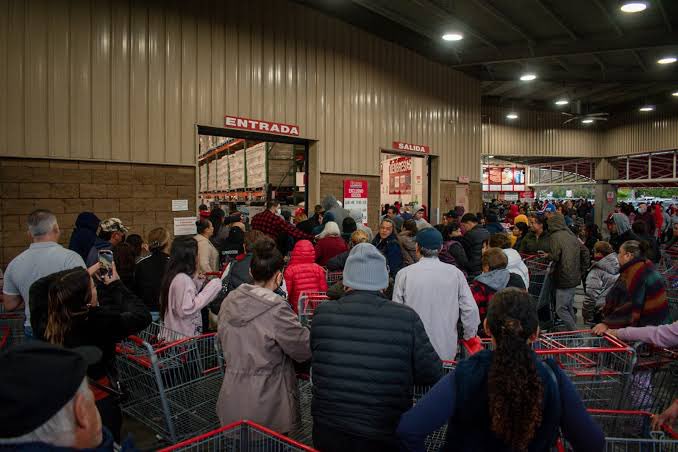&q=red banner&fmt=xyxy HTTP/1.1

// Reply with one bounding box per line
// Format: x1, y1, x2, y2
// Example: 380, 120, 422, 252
343, 180, 368, 199
388, 157, 412, 195
224, 115, 300, 136
392, 141, 430, 154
